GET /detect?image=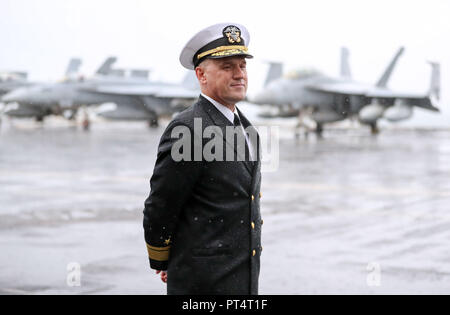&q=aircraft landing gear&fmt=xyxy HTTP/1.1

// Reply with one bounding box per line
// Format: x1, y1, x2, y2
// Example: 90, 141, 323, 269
82, 118, 90, 131
148, 118, 159, 129
81, 107, 90, 131
295, 107, 313, 139
370, 122, 379, 135
295, 122, 311, 140
68, 110, 78, 121
316, 123, 324, 138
